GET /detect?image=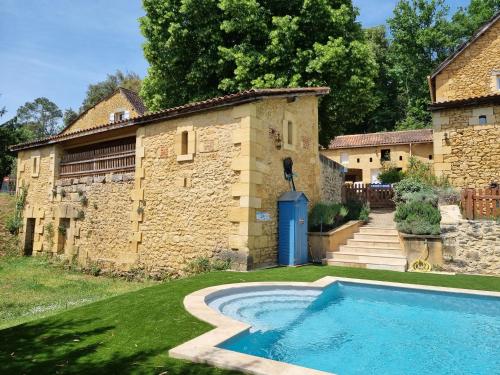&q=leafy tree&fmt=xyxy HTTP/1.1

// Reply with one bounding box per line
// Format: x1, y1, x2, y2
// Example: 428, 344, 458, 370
140, 0, 379, 144
0, 117, 33, 178
80, 70, 142, 112
388, 0, 454, 130
16, 97, 63, 138
361, 26, 402, 133
63, 108, 79, 127
451, 0, 500, 44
